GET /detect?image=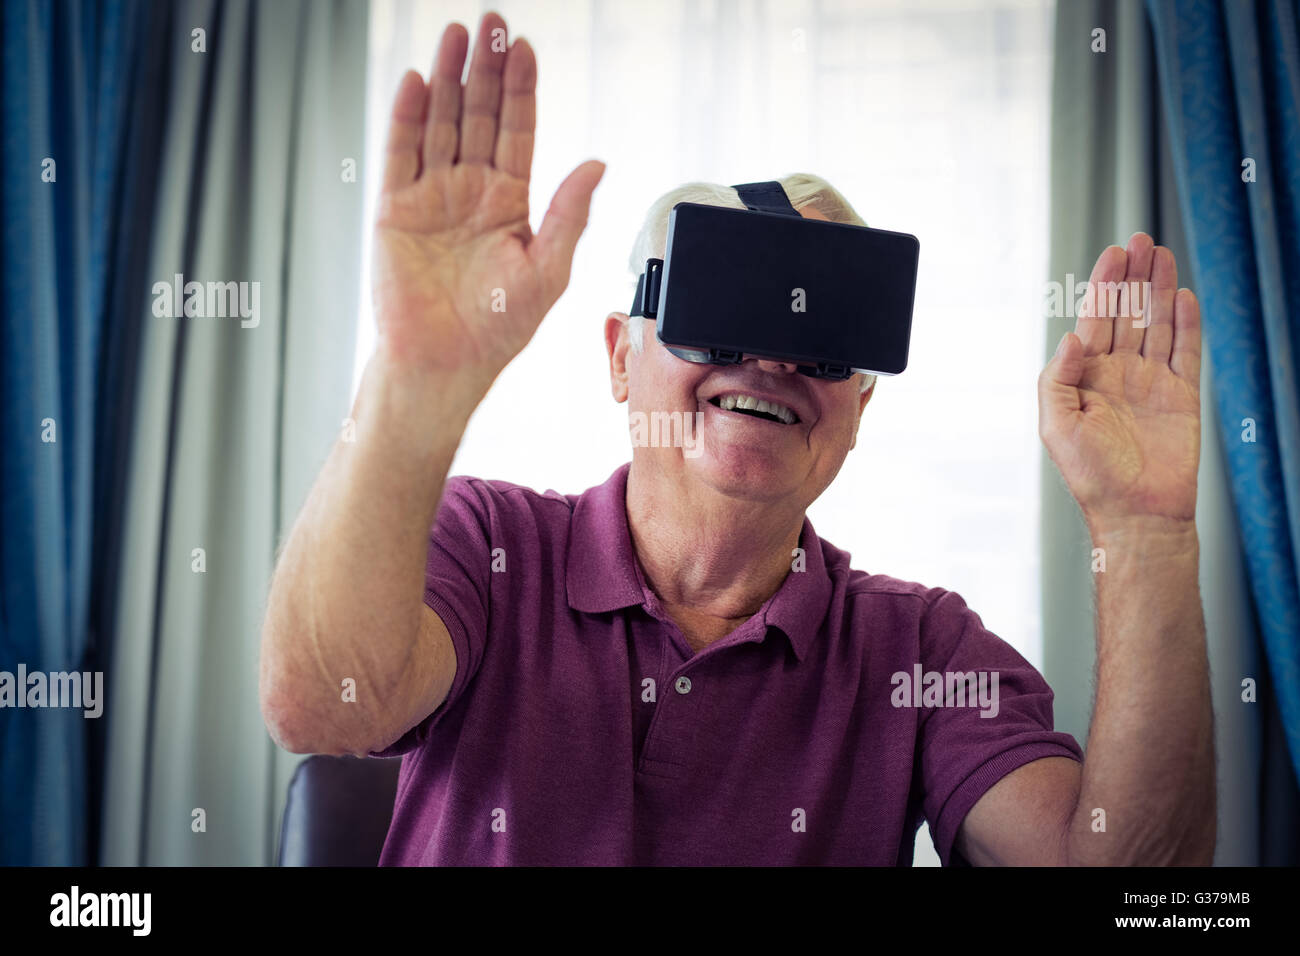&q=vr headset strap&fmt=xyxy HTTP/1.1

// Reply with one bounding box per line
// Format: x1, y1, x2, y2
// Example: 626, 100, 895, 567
730, 180, 801, 217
